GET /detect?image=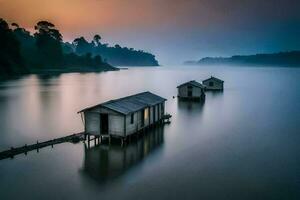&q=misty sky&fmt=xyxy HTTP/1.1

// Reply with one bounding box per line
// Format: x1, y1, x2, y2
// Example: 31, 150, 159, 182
1, 0, 300, 64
